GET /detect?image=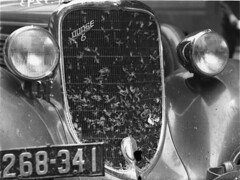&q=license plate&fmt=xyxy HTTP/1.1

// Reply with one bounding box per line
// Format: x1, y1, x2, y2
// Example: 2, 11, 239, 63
0, 143, 104, 179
